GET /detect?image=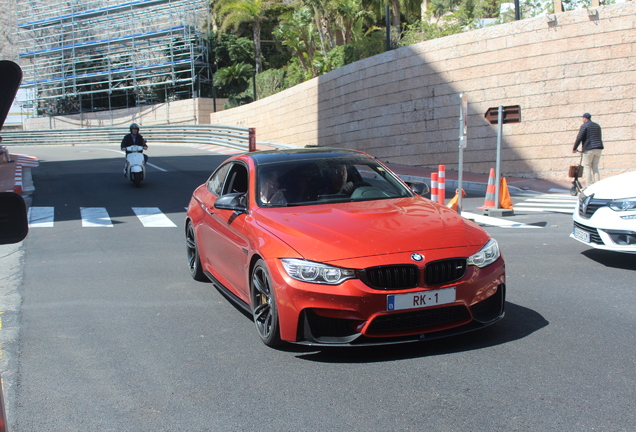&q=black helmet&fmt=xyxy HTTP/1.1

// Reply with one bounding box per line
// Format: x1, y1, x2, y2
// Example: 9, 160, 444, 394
130, 123, 139, 131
